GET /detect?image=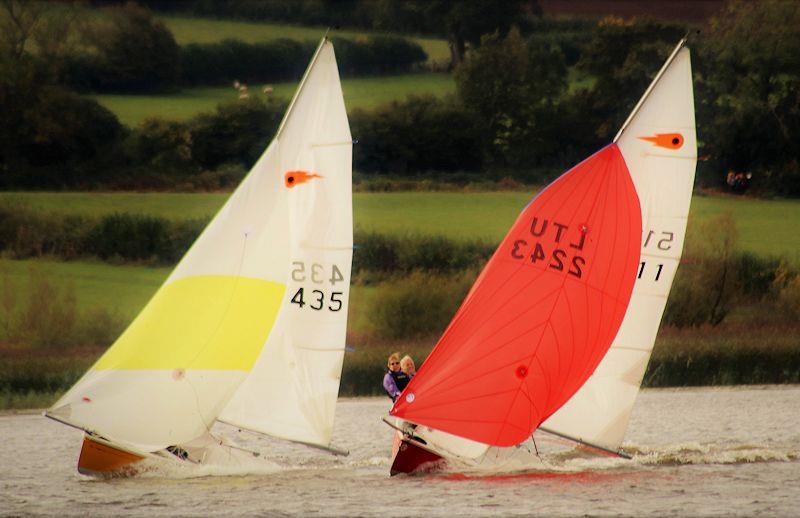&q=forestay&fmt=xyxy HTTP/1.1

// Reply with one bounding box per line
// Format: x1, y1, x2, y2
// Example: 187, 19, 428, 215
47, 39, 352, 453
542, 42, 697, 451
